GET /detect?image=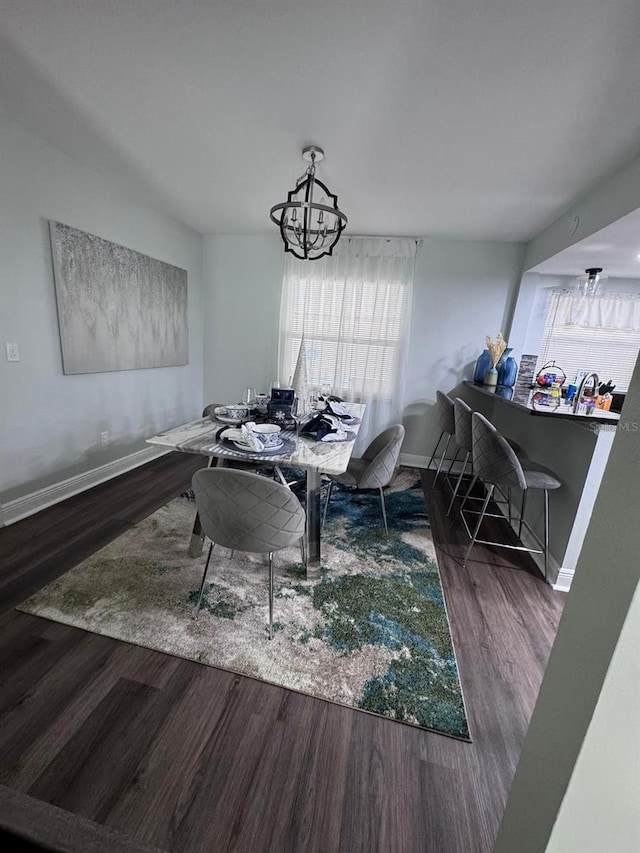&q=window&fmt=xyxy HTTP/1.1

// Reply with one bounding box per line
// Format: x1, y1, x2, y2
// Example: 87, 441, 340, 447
278, 237, 416, 446
536, 291, 640, 390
